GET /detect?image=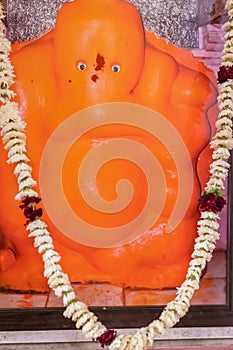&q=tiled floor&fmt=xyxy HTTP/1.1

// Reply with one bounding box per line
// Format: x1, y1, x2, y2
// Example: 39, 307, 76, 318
0, 250, 226, 308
